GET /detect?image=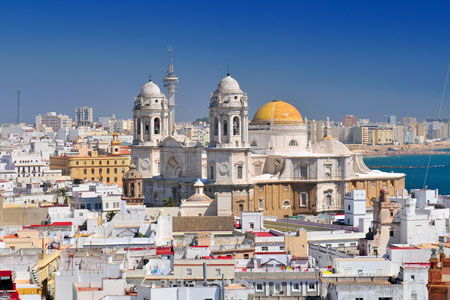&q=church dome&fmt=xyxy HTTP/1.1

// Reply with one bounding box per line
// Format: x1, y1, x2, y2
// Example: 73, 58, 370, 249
217, 75, 241, 93
140, 80, 161, 97
311, 137, 353, 155
252, 100, 304, 125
